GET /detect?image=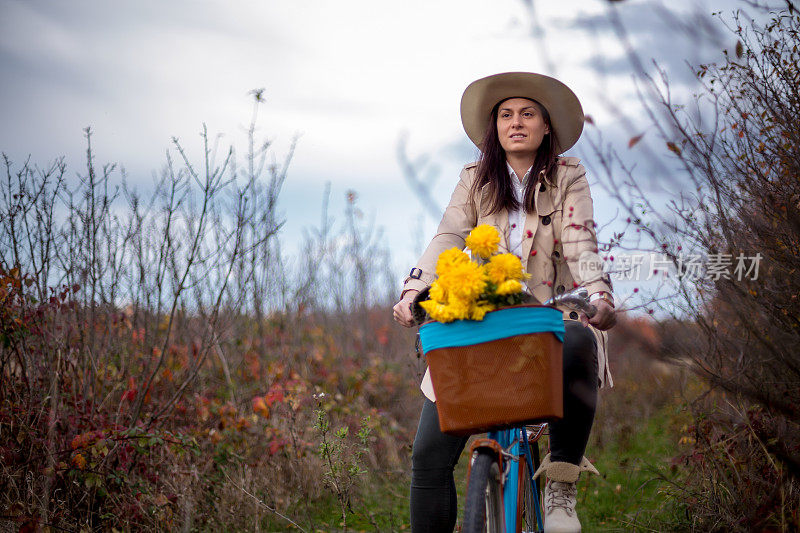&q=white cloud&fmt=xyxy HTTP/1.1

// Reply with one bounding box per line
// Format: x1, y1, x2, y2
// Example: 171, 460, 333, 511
0, 0, 730, 276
